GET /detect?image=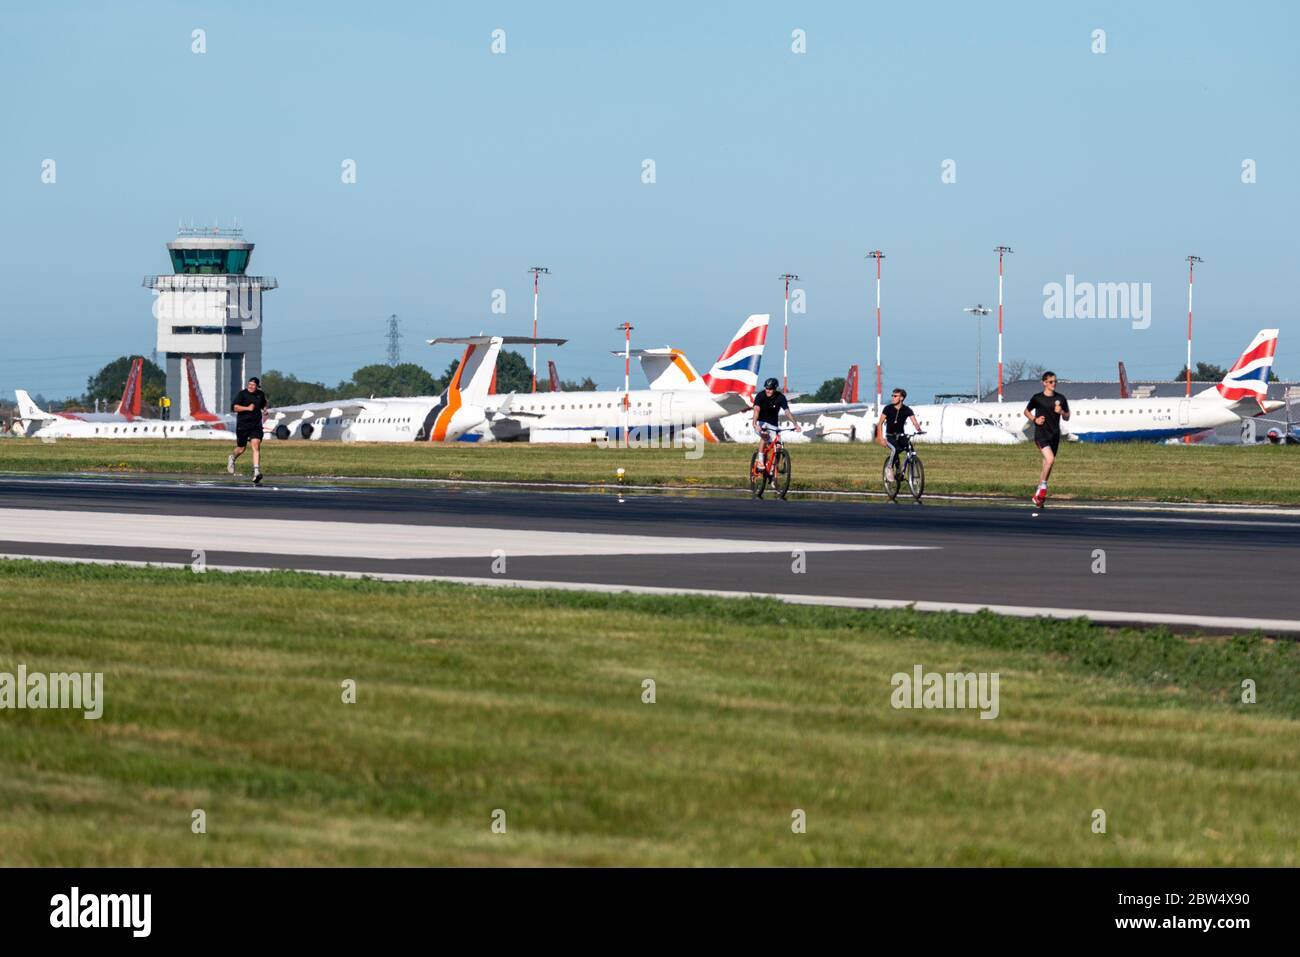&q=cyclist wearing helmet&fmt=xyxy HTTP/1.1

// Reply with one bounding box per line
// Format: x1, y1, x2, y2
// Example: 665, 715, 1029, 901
876, 387, 920, 483
752, 377, 800, 456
